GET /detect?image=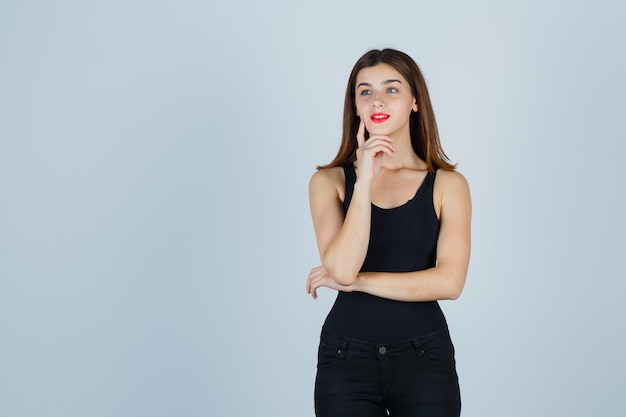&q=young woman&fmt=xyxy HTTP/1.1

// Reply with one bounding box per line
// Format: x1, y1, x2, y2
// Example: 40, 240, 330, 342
306, 49, 471, 417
